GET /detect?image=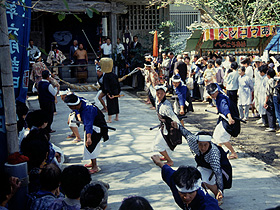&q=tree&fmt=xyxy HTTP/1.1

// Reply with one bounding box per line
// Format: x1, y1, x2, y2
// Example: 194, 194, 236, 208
151, 0, 280, 26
